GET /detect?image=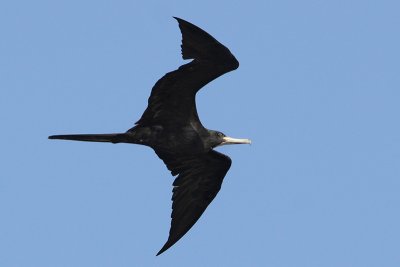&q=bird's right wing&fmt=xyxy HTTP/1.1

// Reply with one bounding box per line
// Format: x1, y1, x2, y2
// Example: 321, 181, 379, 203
135, 17, 239, 128
154, 149, 232, 255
